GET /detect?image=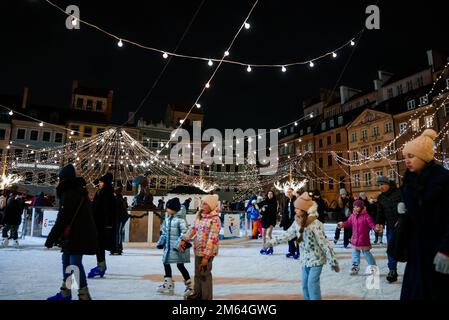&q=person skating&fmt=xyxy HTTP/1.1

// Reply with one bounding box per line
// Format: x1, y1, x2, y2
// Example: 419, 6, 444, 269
375, 176, 402, 283
280, 188, 299, 259
247, 198, 262, 239
45, 164, 98, 300
264, 192, 339, 300
111, 186, 129, 255
156, 198, 193, 297
333, 188, 353, 248
183, 194, 221, 300
88, 173, 117, 278
259, 191, 278, 255
399, 129, 449, 300
338, 199, 377, 275
1, 191, 23, 248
